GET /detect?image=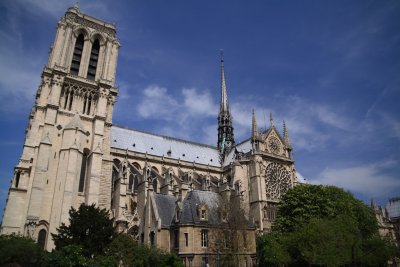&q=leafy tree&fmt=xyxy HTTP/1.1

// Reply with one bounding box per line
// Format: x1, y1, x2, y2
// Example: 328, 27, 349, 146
51, 203, 116, 257
0, 234, 46, 267
104, 233, 183, 267
274, 184, 378, 235
257, 232, 291, 266
257, 184, 397, 266
44, 245, 91, 267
